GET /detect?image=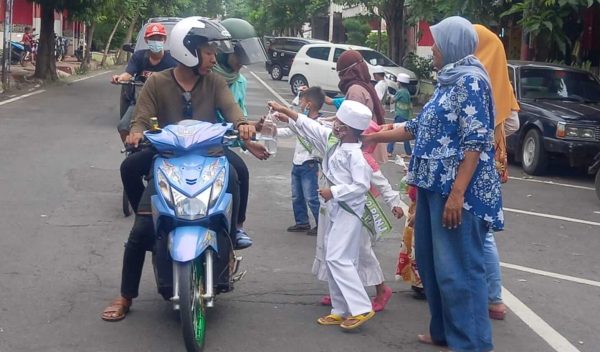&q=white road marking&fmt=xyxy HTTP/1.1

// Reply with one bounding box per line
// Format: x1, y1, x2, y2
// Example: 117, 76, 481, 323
504, 207, 600, 226
508, 176, 595, 191
249, 71, 290, 105
0, 89, 46, 106
501, 262, 600, 288
503, 287, 581, 352
70, 70, 113, 83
